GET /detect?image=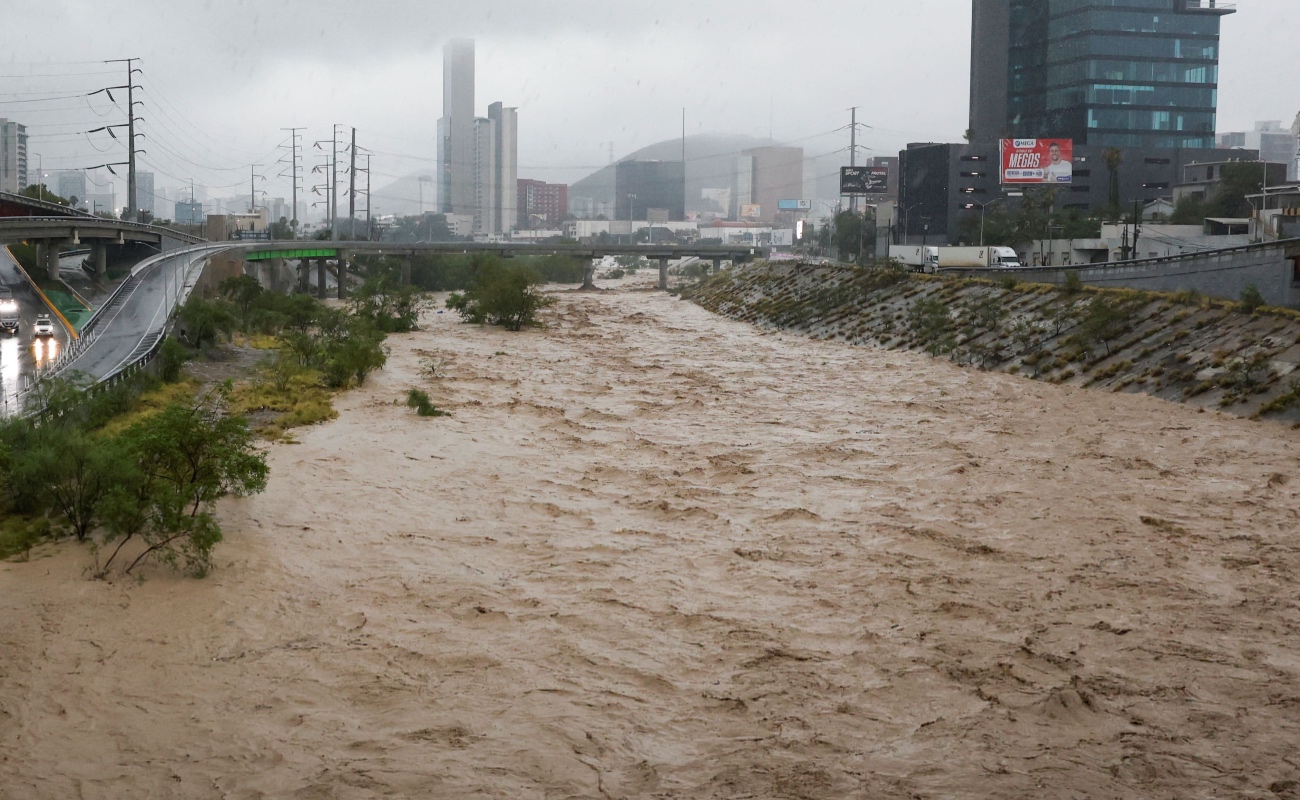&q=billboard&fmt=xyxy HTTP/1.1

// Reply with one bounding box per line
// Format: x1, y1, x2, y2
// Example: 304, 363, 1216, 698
1000, 138, 1073, 184
739, 203, 762, 220
777, 199, 813, 211
840, 166, 889, 195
